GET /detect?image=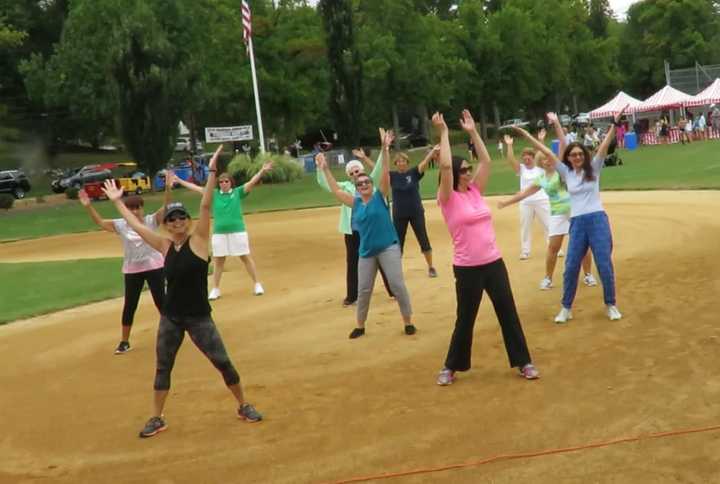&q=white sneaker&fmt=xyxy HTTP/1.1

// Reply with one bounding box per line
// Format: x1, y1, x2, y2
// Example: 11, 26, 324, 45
557, 249, 565, 258
583, 273, 598, 287
253, 282, 265, 296
539, 277, 553, 290
520, 252, 530, 260
554, 307, 573, 324
607, 305, 622, 320
208, 288, 221, 300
